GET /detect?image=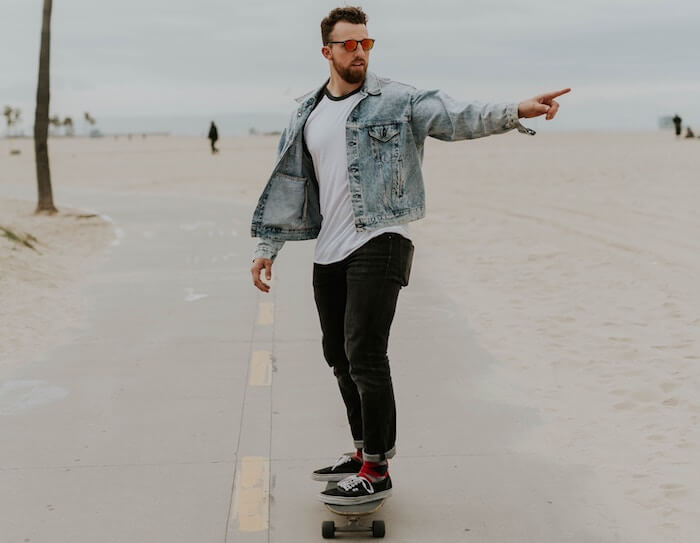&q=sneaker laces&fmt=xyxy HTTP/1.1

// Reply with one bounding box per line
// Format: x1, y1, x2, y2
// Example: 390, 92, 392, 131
338, 475, 374, 494
331, 455, 355, 471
